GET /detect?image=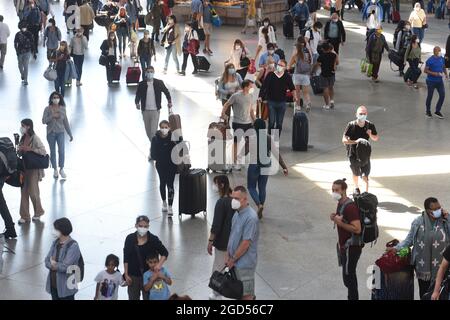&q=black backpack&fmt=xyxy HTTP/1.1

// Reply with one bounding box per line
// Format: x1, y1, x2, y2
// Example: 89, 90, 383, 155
64, 240, 85, 282
355, 139, 371, 166
0, 137, 18, 177
393, 20, 406, 48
